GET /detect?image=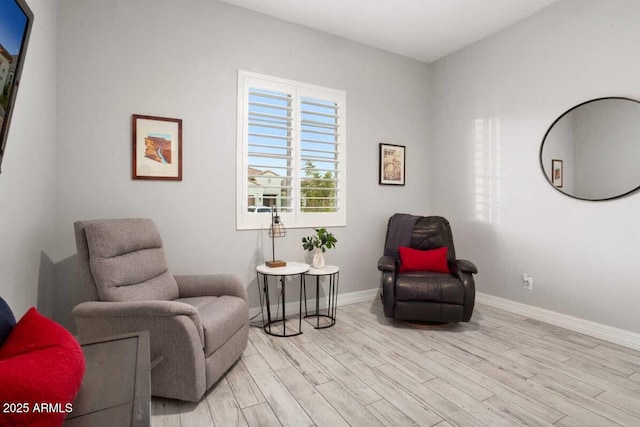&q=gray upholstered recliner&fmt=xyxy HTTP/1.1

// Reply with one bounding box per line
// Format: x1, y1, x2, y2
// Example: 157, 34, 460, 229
378, 214, 477, 323
72, 218, 248, 402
